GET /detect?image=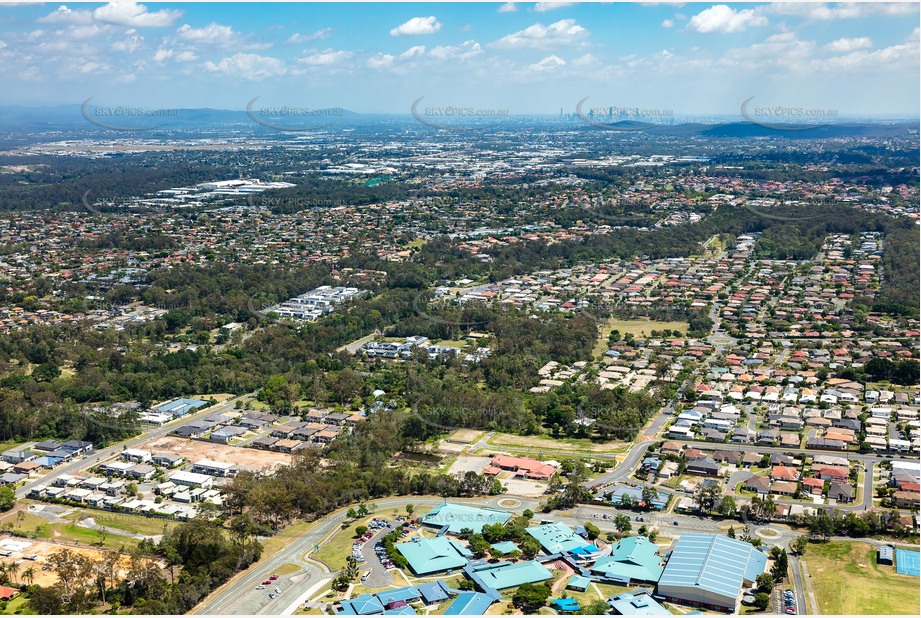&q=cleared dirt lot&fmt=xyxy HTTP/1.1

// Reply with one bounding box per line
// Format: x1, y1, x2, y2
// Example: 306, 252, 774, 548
0, 534, 160, 587
143, 436, 292, 471
446, 455, 492, 476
